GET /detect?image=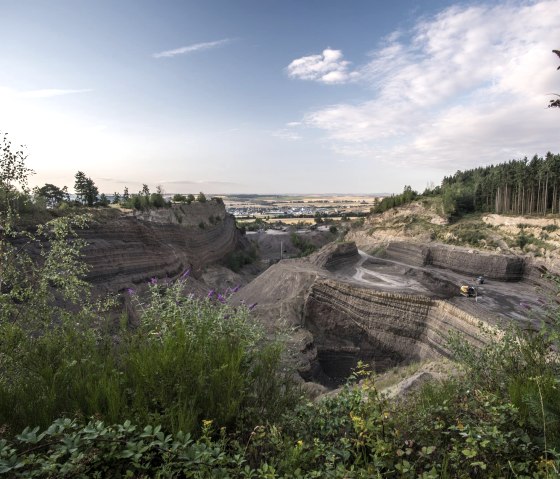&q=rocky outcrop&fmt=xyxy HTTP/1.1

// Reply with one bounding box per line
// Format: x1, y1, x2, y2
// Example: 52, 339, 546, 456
78, 200, 245, 291
236, 241, 489, 388
308, 242, 360, 270
385, 242, 525, 281
383, 242, 428, 268
303, 279, 485, 386
132, 201, 226, 227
